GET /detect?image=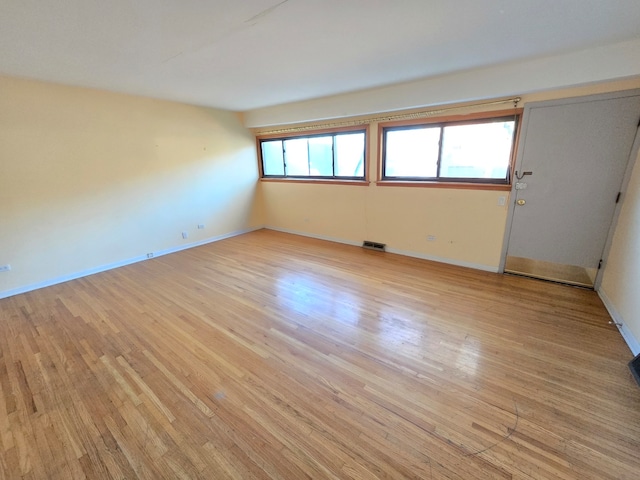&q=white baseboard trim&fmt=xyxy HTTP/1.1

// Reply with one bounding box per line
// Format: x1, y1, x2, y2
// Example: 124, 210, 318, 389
265, 226, 362, 248
265, 226, 499, 273
151, 225, 264, 259
598, 288, 640, 356
385, 247, 499, 273
0, 225, 263, 300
